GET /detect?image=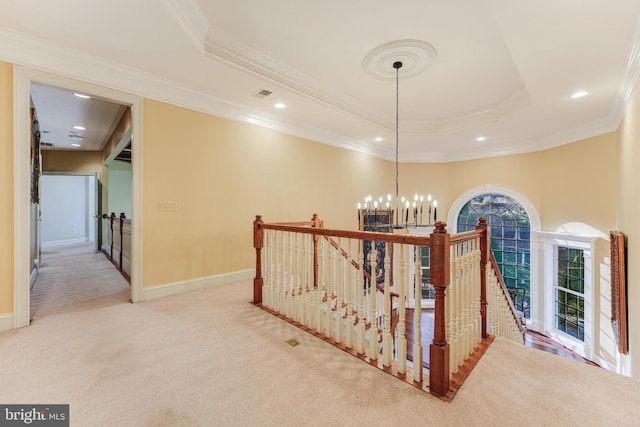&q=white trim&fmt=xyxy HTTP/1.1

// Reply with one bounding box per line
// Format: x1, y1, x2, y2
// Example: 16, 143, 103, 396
0, 313, 14, 332
104, 128, 132, 165
29, 268, 38, 288
41, 238, 90, 248
447, 185, 542, 331
13, 66, 144, 327
141, 270, 254, 302
162, 0, 210, 53
537, 232, 598, 361
0, 26, 634, 163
